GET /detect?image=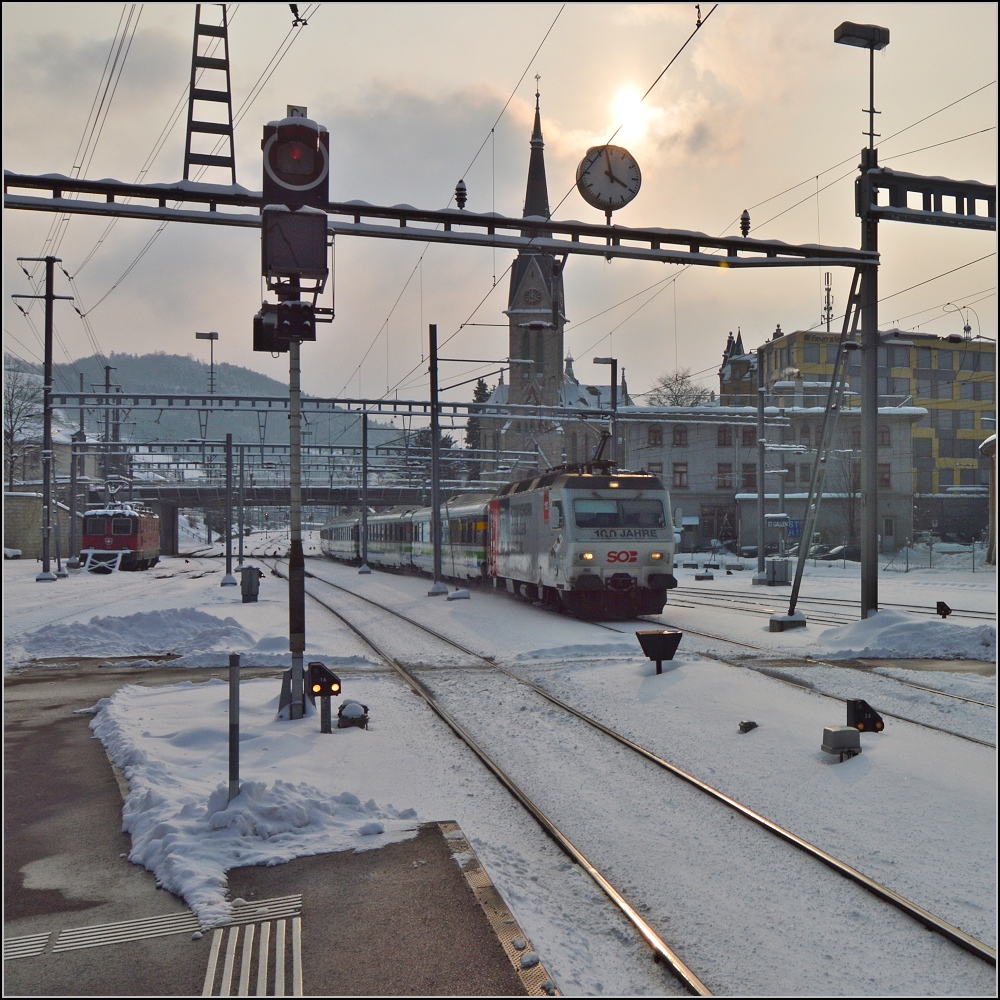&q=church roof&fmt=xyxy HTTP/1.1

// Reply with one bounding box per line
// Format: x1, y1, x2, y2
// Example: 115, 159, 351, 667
522, 88, 550, 224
